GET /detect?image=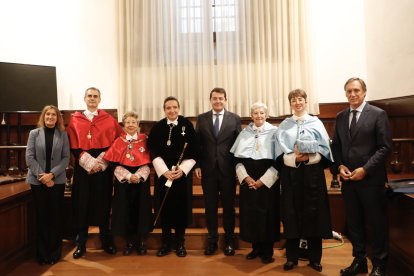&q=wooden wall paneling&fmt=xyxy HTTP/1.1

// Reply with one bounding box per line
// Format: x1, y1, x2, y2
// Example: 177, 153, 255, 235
0, 183, 35, 276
